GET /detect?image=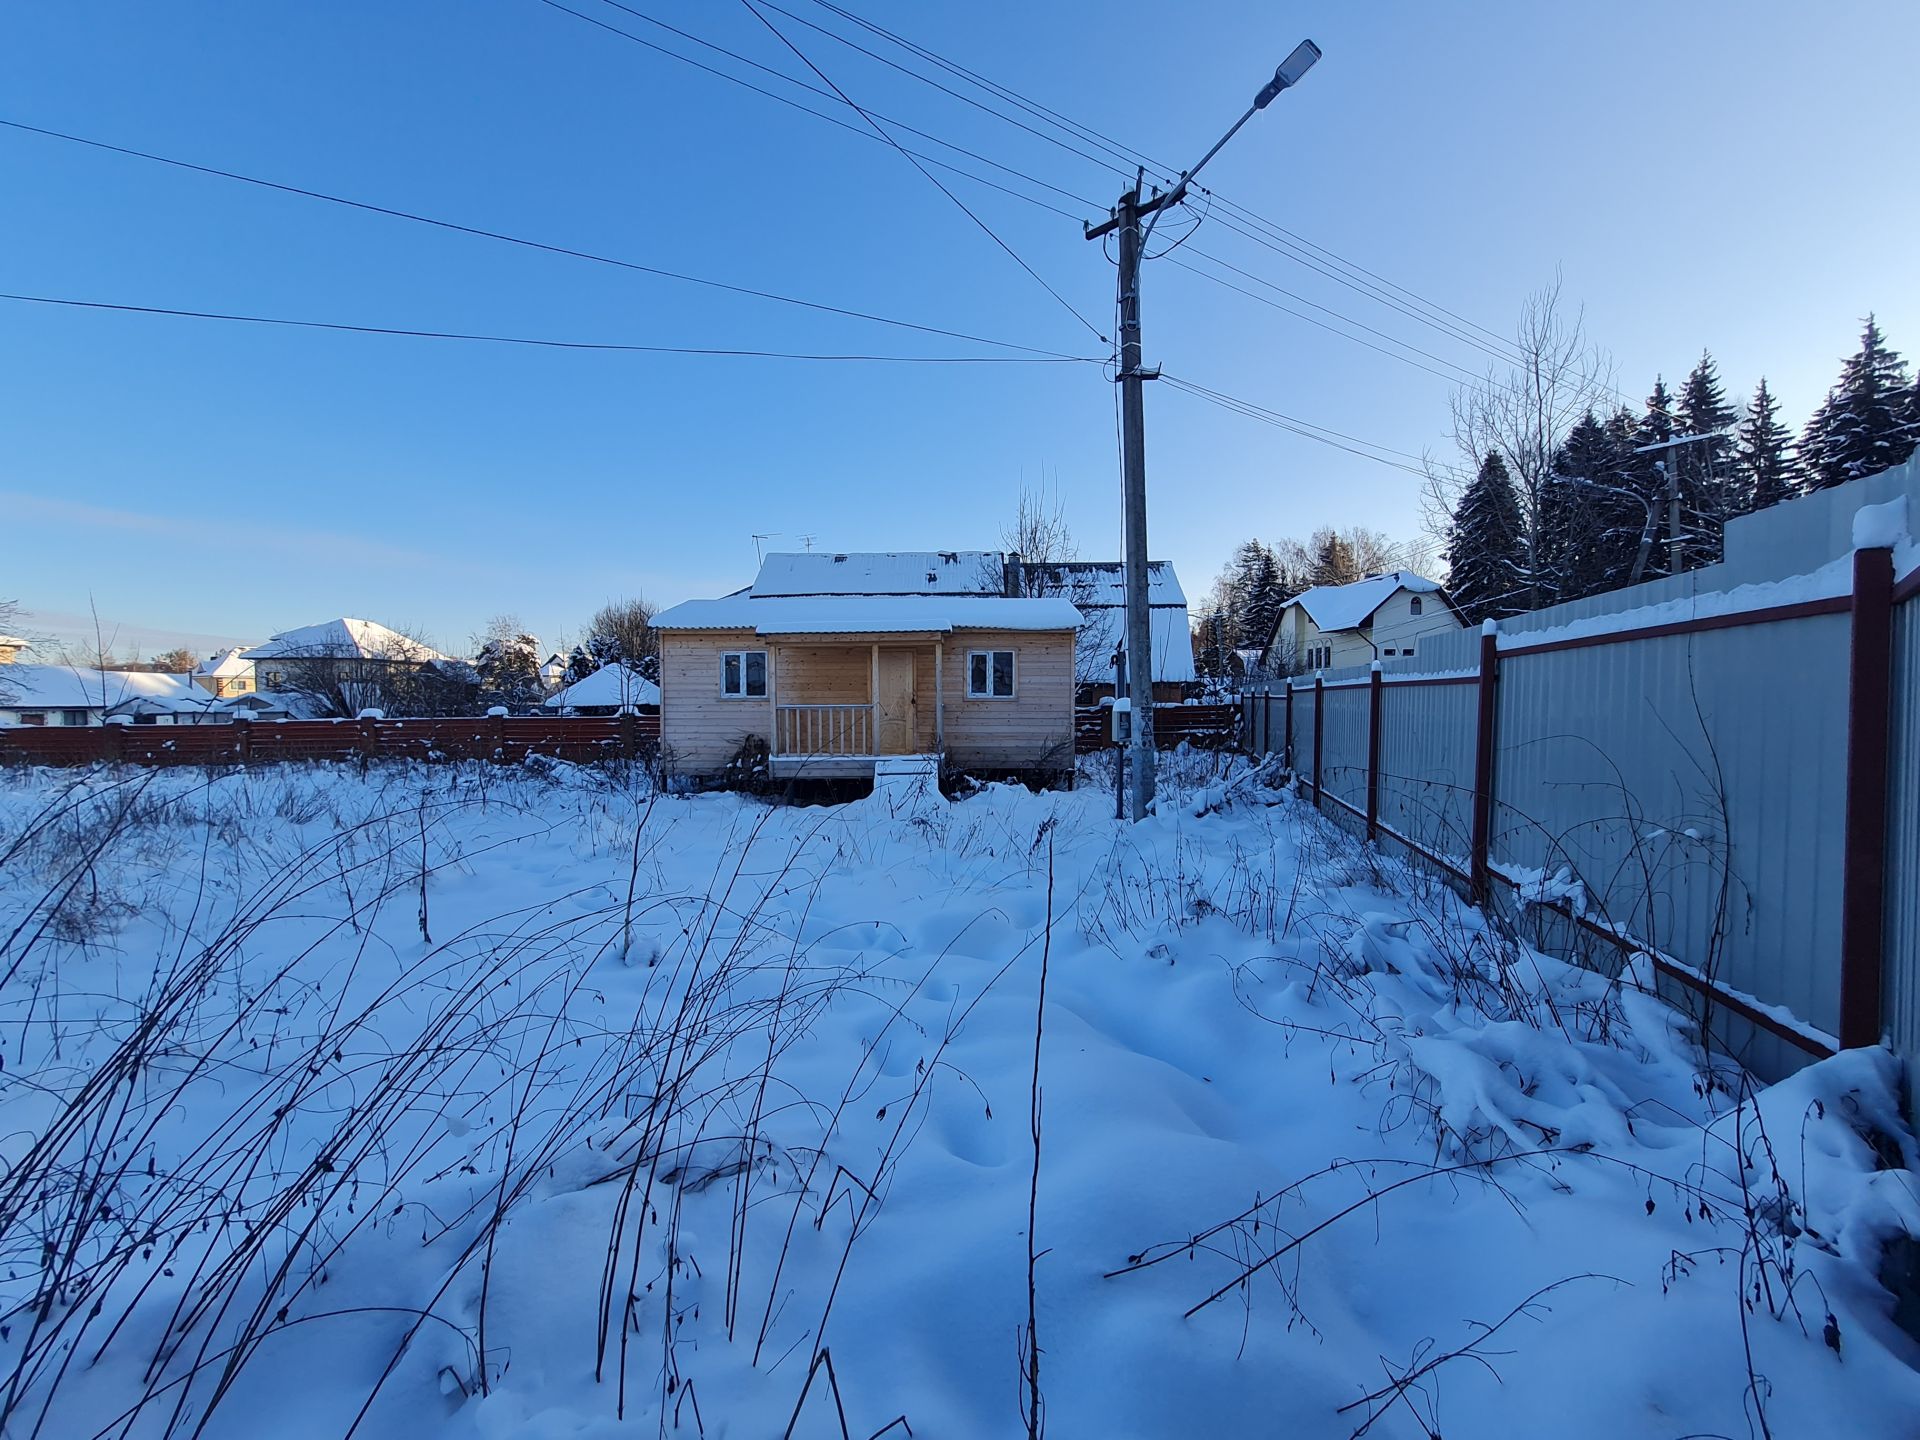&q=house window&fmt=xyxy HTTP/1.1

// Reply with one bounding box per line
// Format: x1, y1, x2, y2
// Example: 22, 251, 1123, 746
265, 670, 285, 690
18, 711, 46, 726
967, 649, 1015, 698
234, 678, 251, 692
1409, 596, 1423, 616
61, 710, 90, 726
720, 650, 768, 698
1382, 648, 1396, 658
